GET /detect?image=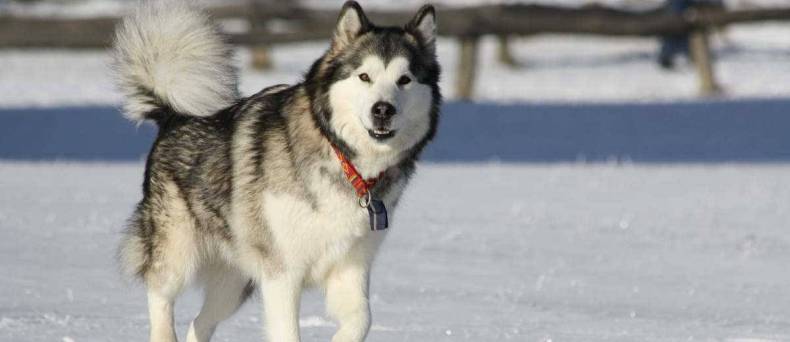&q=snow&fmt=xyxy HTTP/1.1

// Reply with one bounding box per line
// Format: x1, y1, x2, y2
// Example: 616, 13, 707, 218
1, 162, 789, 341
245, 23, 790, 103
2, 18, 790, 107
2, 1, 790, 340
